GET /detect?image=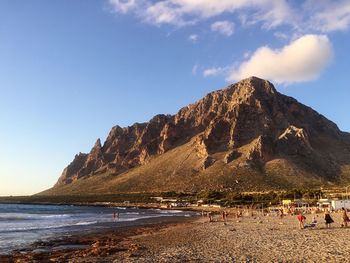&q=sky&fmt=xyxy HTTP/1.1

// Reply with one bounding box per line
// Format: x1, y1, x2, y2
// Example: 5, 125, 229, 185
0, 0, 349, 196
